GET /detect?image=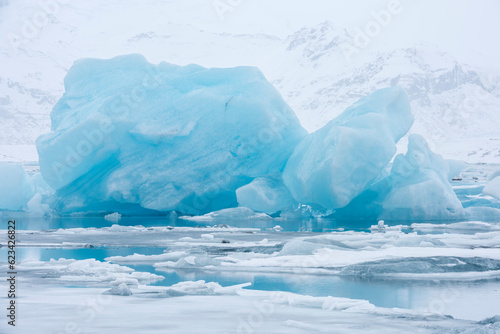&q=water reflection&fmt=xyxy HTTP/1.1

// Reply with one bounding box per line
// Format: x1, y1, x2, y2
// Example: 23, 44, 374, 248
2, 215, 391, 232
